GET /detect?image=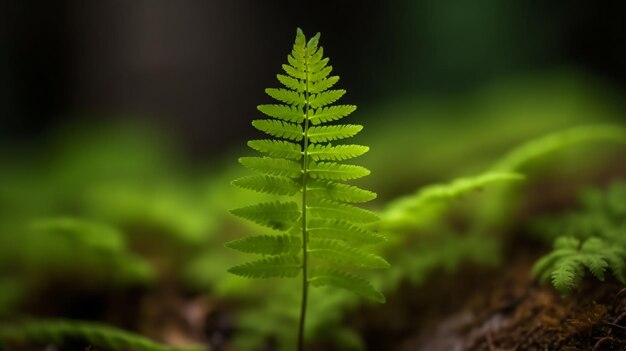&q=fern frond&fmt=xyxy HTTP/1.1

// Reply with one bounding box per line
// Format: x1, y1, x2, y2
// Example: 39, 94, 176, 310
381, 172, 524, 230
252, 120, 303, 141
604, 251, 626, 283
492, 124, 626, 172
305, 32, 321, 58
29, 217, 125, 252
307, 219, 386, 245
309, 58, 330, 75
309, 90, 346, 109
551, 258, 584, 294
532, 181, 626, 293
307, 44, 322, 64
282, 64, 306, 79
308, 239, 389, 269
230, 201, 300, 230
229, 28, 386, 345
309, 105, 356, 125
533, 235, 626, 294
276, 75, 305, 92
310, 76, 339, 94
307, 180, 376, 203
287, 50, 305, 70
257, 105, 305, 123
265, 88, 305, 106
310, 66, 333, 82
232, 175, 300, 196
308, 161, 370, 180
247, 140, 302, 160
308, 125, 363, 143
308, 199, 379, 223
228, 255, 301, 278
308, 267, 385, 303
0, 319, 203, 351
307, 144, 369, 161
225, 235, 301, 256
239, 157, 301, 178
